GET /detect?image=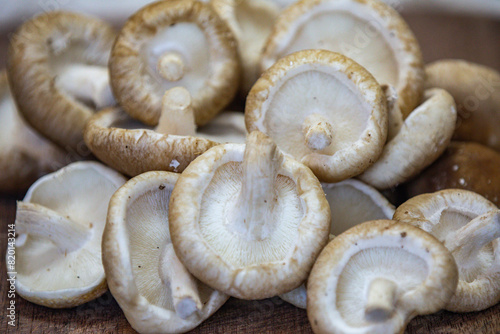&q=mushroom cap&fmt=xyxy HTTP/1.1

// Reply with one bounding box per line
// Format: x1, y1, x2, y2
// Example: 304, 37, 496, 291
169, 132, 331, 299
0, 70, 68, 193
245, 50, 387, 182
14, 161, 126, 308
103, 171, 229, 333
425, 59, 500, 151
393, 189, 500, 312
110, 0, 239, 127
7, 11, 116, 150
307, 220, 458, 334
84, 107, 246, 176
406, 141, 500, 207
261, 0, 425, 118
358, 88, 457, 189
